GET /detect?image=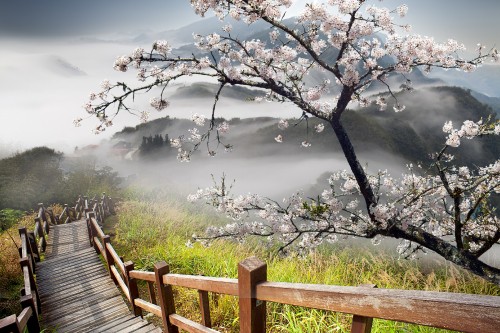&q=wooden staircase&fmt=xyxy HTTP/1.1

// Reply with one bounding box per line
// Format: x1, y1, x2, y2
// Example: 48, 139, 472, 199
37, 220, 161, 332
